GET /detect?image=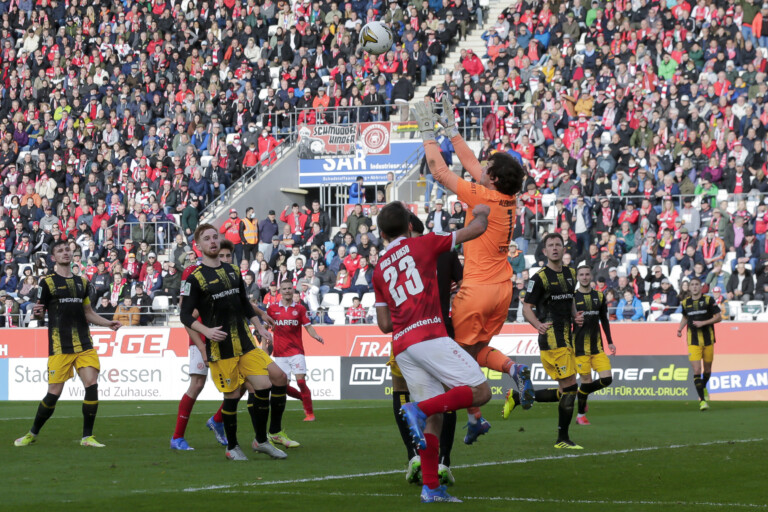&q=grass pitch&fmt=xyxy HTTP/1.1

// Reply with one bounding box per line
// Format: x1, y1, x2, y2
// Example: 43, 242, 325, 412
1, 400, 766, 511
